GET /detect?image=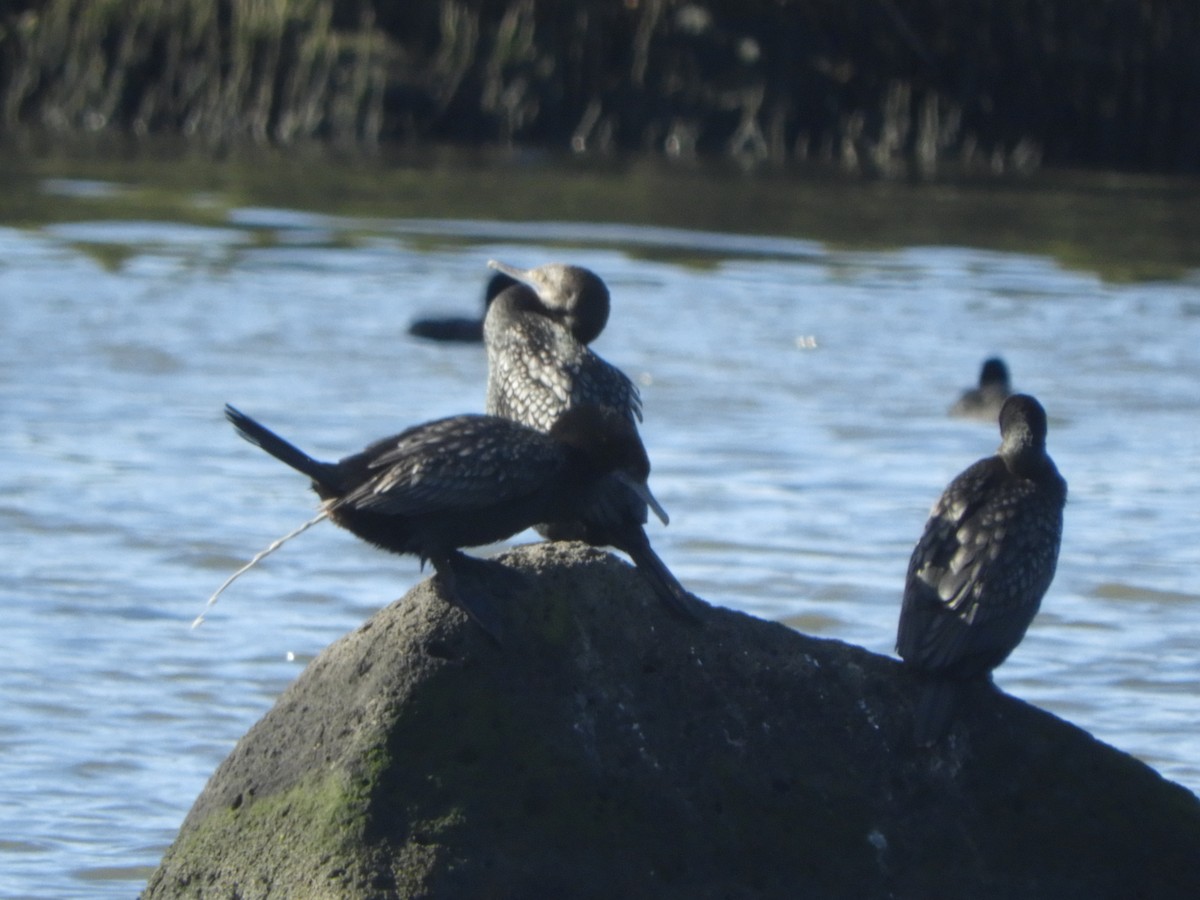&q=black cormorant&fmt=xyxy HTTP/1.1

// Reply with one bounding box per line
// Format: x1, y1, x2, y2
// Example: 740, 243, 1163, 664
202, 403, 660, 641
949, 357, 1012, 420
897, 393, 1067, 745
482, 259, 702, 622
407, 271, 519, 343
